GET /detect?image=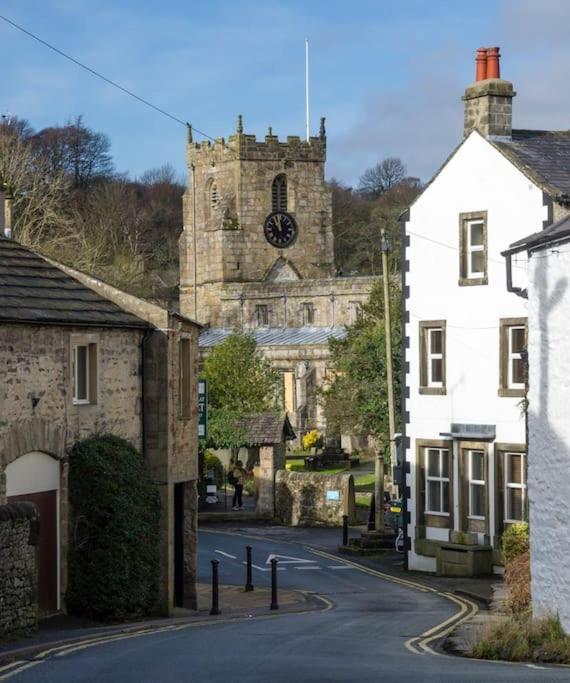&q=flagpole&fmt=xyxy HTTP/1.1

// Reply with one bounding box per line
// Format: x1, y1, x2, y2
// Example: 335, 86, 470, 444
305, 38, 310, 141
